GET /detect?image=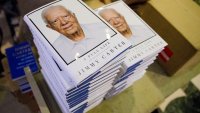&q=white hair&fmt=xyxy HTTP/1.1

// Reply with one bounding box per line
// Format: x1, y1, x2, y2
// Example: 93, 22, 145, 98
98, 8, 121, 17
41, 5, 73, 24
